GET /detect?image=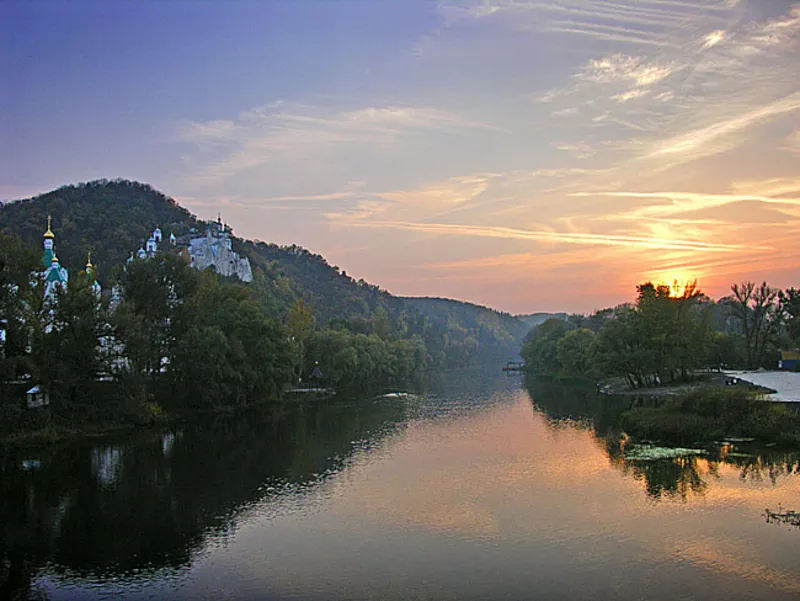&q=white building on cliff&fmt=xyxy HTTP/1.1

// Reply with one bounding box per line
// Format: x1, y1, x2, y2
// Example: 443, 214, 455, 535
188, 218, 253, 282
